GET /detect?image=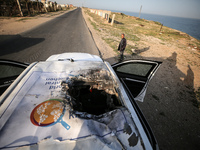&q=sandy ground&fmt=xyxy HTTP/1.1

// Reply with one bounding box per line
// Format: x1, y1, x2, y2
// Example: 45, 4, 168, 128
0, 11, 72, 35
0, 8, 200, 150
0, 10, 73, 43
81, 9, 117, 64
